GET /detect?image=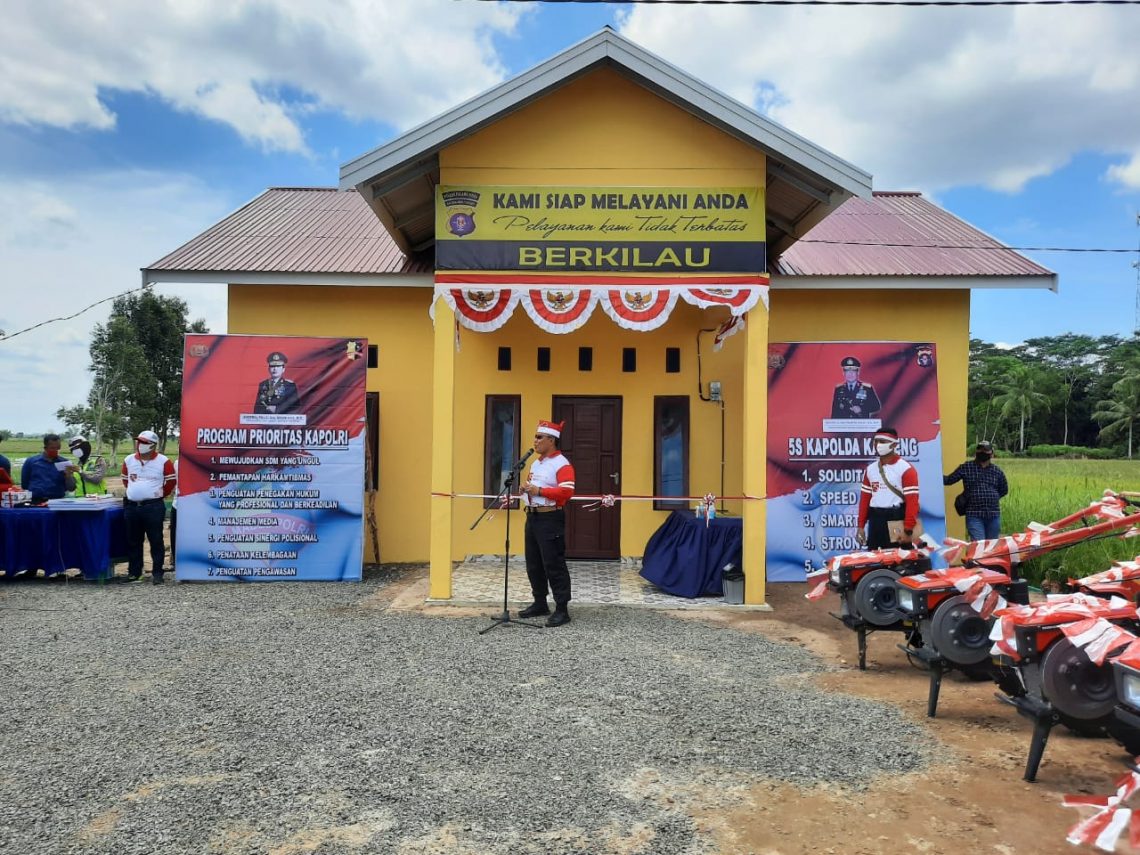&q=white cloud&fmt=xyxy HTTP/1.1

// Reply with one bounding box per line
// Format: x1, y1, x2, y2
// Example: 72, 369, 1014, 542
0, 0, 526, 153
0, 173, 230, 433
617, 4, 1140, 193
